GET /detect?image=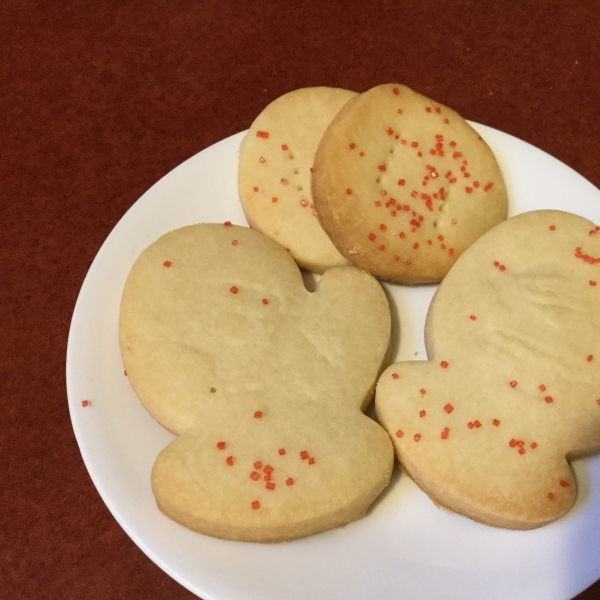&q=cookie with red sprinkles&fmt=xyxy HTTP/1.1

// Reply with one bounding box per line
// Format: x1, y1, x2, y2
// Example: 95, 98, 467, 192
238, 87, 357, 273
311, 83, 508, 283
120, 223, 393, 542
376, 210, 600, 528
